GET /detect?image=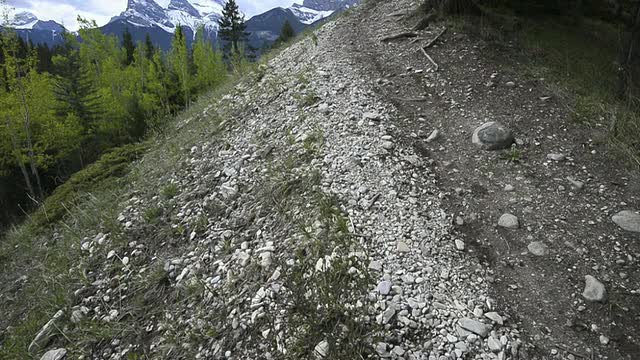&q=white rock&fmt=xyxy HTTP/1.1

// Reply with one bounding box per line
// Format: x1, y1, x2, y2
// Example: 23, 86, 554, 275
498, 213, 519, 229
583, 275, 606, 302
612, 210, 640, 233
40, 348, 67, 360
527, 241, 549, 256
455, 239, 465, 251
547, 153, 566, 162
